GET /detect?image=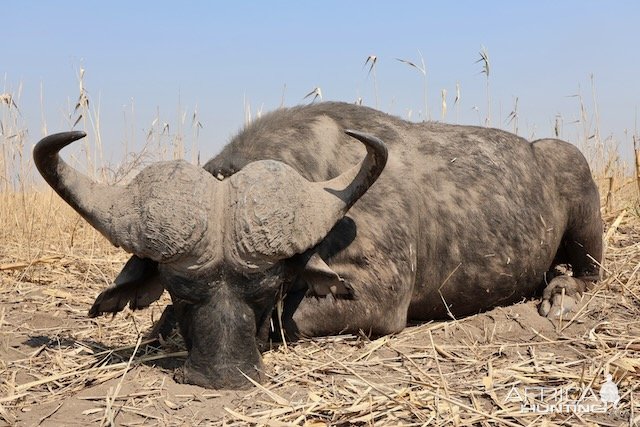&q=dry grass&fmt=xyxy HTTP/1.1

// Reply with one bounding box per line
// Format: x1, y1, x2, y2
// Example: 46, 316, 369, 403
1, 75, 640, 425
0, 192, 639, 426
